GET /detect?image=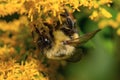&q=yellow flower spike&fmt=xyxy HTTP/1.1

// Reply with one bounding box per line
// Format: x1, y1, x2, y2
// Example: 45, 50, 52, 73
108, 20, 119, 29
92, 1, 99, 8
0, 16, 28, 32
0, 0, 26, 17
98, 20, 108, 29
99, 0, 112, 5
99, 8, 112, 18
71, 0, 80, 10
89, 11, 99, 20
0, 45, 16, 60
0, 58, 48, 80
